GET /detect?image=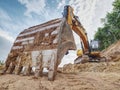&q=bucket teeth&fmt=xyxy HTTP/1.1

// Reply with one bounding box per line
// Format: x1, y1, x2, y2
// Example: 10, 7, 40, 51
3, 18, 76, 80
